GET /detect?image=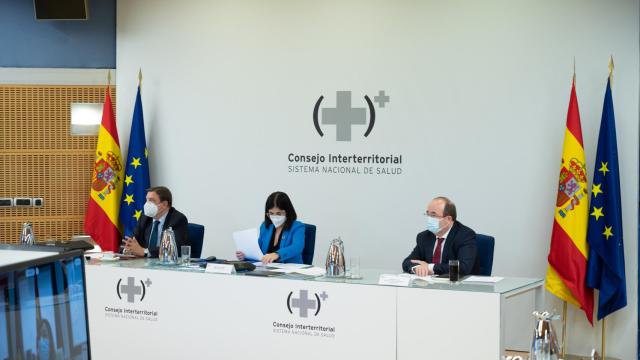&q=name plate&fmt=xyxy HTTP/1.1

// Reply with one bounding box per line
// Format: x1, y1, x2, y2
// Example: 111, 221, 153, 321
205, 263, 236, 274
378, 274, 411, 287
